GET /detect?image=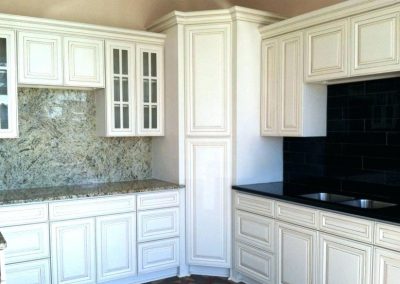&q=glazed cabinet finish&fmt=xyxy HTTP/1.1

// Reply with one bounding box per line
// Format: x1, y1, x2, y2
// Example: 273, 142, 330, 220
186, 139, 231, 267
185, 24, 232, 136
5, 259, 51, 284
0, 29, 17, 139
374, 248, 400, 284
